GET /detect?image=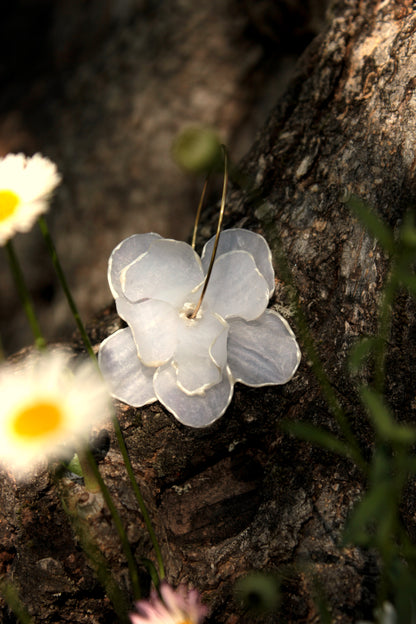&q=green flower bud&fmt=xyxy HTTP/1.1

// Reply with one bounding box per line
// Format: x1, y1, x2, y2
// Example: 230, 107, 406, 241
172, 126, 222, 174
234, 572, 280, 615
